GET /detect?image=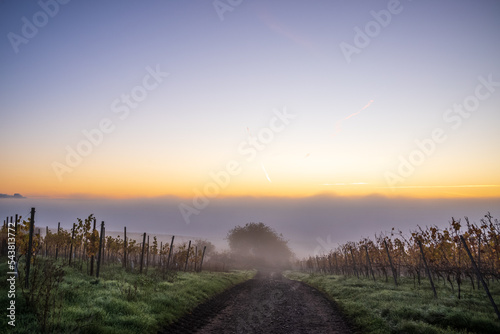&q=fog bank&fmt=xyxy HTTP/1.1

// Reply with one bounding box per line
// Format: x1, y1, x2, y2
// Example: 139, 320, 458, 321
1, 195, 498, 258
